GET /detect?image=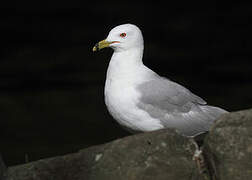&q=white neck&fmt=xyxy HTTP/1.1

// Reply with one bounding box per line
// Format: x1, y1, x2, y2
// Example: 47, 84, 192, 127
106, 47, 144, 81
